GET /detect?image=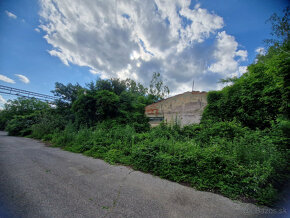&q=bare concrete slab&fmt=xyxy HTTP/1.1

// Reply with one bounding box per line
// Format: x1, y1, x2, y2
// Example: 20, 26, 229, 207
0, 131, 282, 218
